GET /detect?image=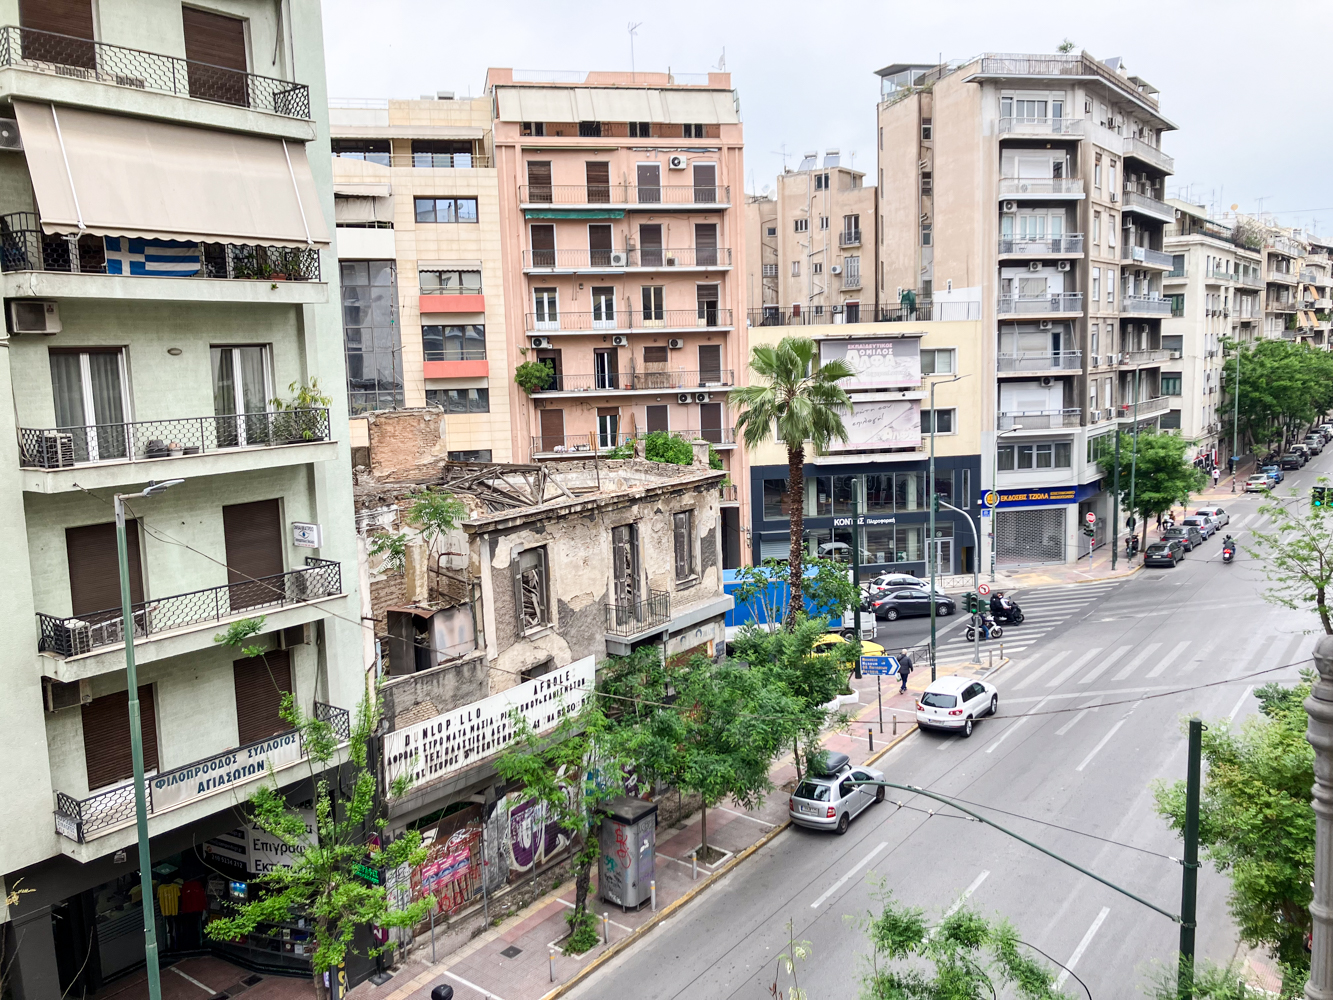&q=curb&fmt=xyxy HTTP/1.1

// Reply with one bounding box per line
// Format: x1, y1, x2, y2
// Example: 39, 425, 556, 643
538, 818, 792, 1000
